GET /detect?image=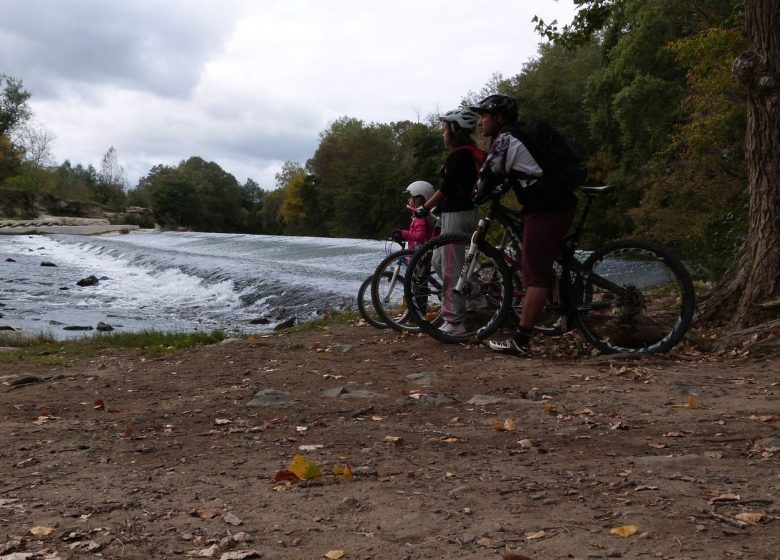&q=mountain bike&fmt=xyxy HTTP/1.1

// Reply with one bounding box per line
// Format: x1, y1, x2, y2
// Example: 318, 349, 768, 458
357, 240, 443, 332
369, 242, 445, 333
403, 186, 696, 354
